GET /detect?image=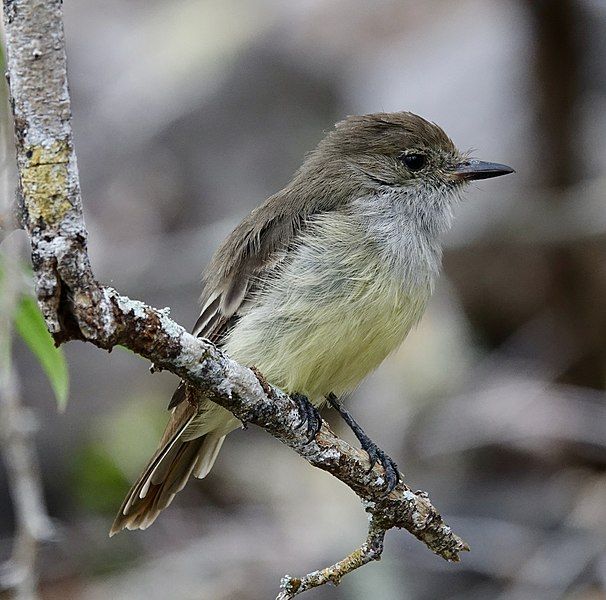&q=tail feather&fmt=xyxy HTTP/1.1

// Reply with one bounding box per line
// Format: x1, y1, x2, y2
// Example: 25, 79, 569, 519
156, 439, 204, 505
121, 409, 195, 515
194, 434, 226, 479
110, 412, 227, 536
